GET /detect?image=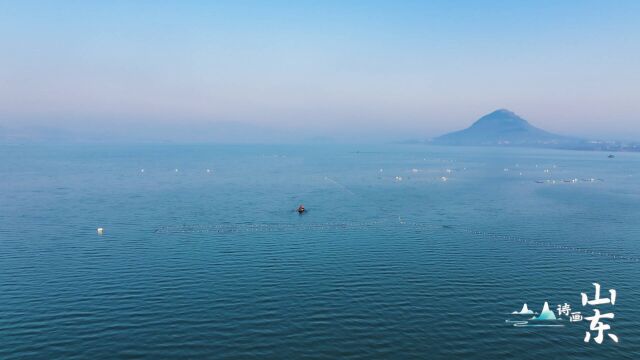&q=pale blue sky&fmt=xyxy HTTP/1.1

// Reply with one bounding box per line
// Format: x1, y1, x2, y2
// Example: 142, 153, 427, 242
1, 0, 639, 141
